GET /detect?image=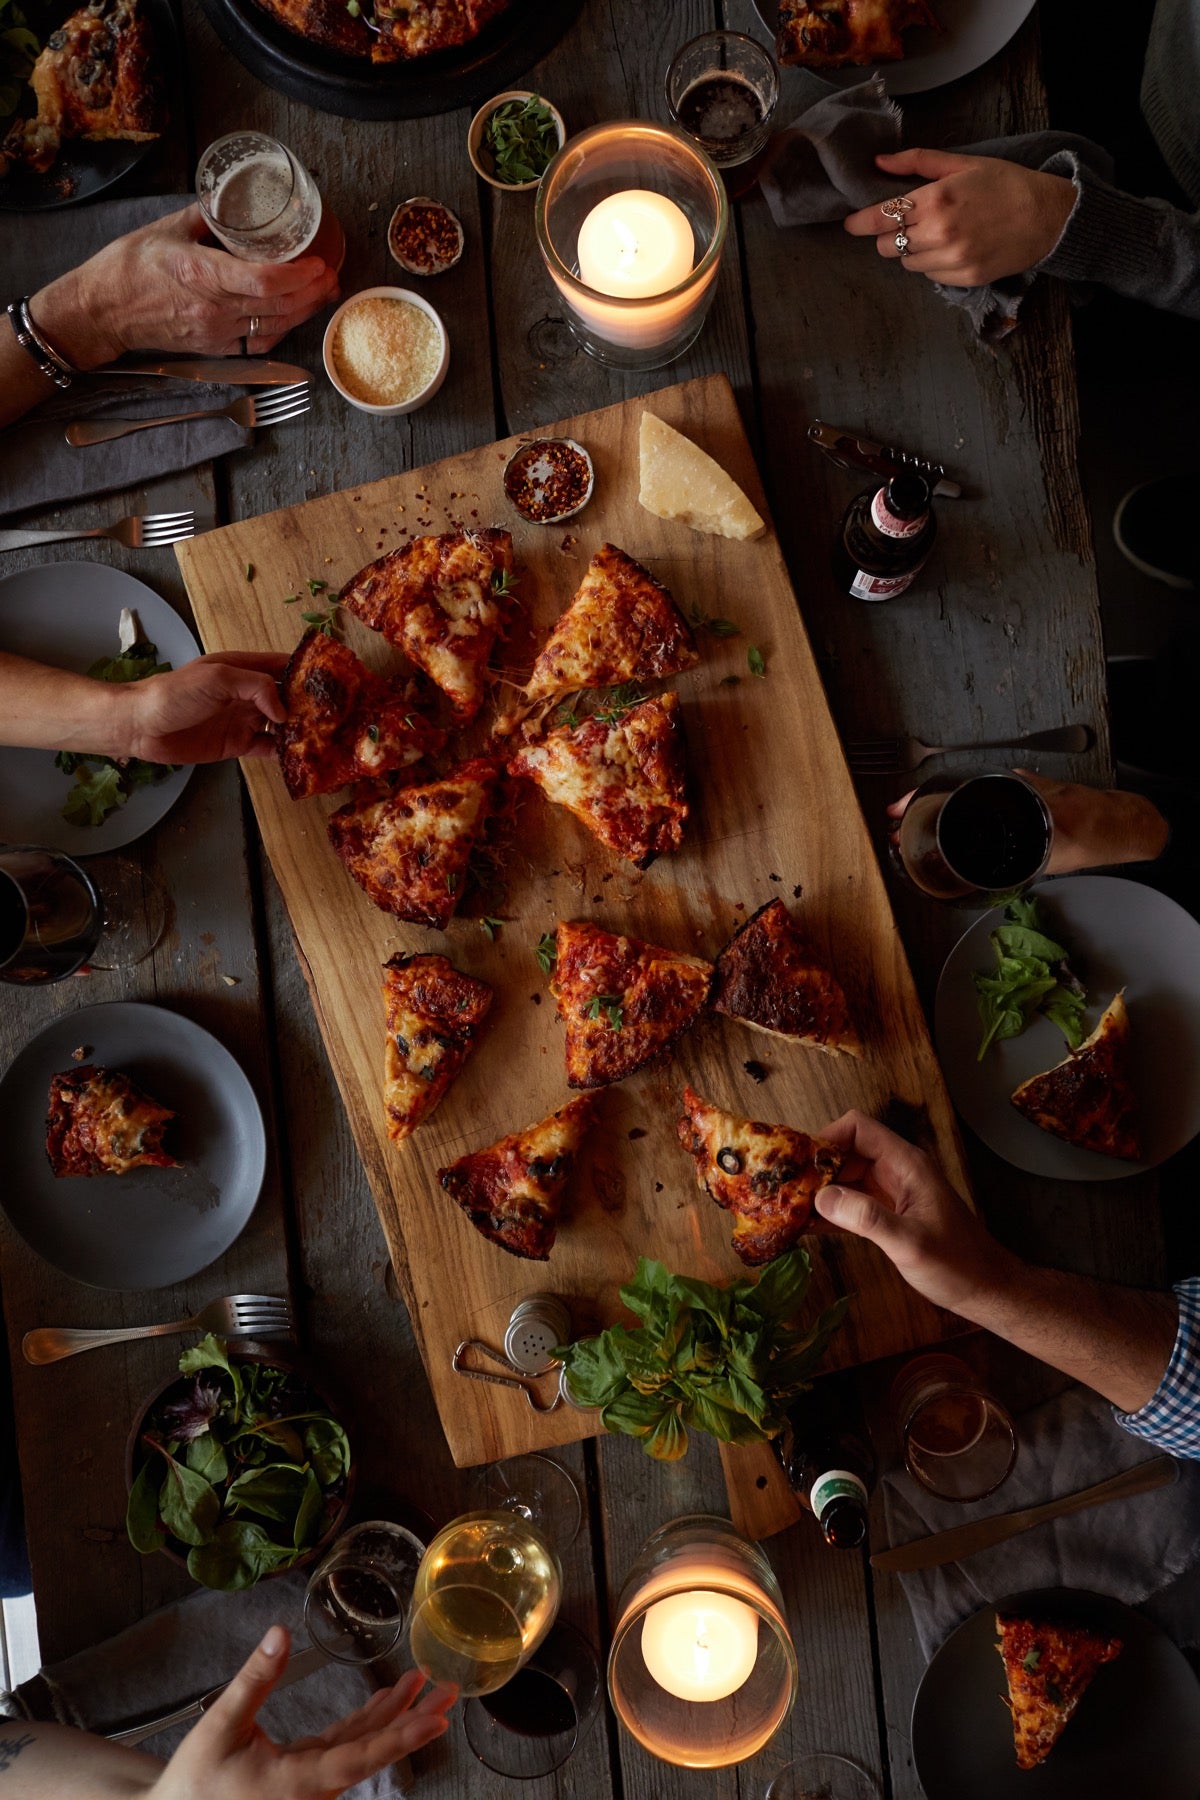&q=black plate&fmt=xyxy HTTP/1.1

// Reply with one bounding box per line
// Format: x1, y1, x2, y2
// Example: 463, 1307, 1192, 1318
911, 1588, 1200, 1800
196, 0, 583, 121
0, 0, 180, 212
